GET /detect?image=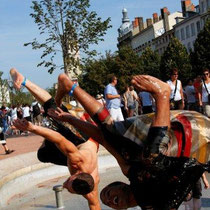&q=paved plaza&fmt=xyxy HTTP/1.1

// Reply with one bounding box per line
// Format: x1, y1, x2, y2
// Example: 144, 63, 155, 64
0, 134, 209, 210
